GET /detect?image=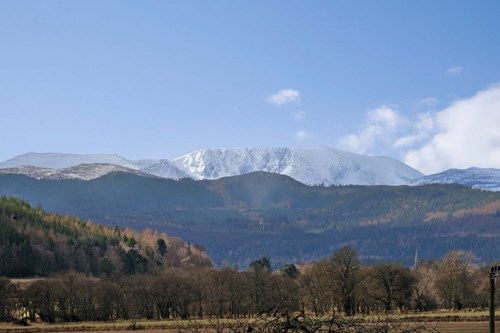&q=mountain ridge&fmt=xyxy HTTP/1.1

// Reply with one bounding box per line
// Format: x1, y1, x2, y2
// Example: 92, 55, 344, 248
0, 148, 423, 186
173, 147, 423, 185
2, 149, 500, 191
413, 167, 500, 191
0, 163, 156, 180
